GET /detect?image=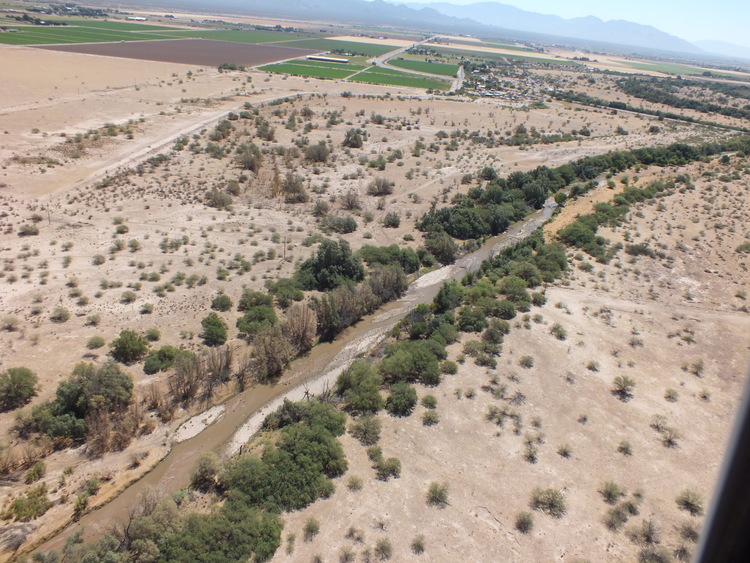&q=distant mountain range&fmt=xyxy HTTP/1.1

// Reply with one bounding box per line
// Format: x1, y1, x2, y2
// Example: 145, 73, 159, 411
693, 40, 750, 61
116, 0, 750, 60
400, 2, 750, 61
